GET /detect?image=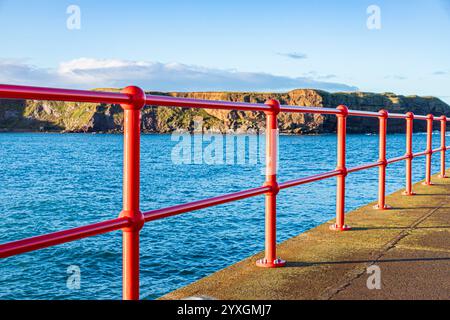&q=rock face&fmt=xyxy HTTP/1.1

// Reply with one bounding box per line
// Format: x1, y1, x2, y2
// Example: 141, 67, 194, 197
1, 89, 449, 134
